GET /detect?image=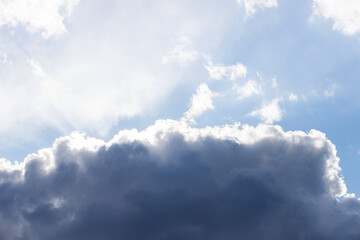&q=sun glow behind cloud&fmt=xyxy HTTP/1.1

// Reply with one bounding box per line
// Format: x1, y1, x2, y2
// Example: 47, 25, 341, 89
0, 0, 360, 239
